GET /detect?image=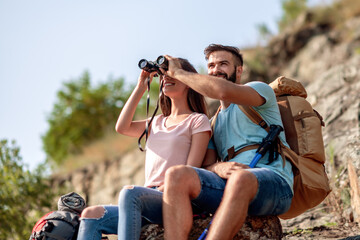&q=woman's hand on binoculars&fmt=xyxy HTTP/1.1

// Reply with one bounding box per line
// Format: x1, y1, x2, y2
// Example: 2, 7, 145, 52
137, 70, 157, 90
